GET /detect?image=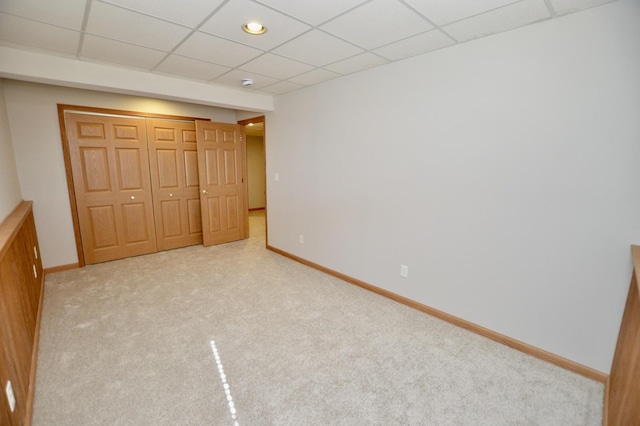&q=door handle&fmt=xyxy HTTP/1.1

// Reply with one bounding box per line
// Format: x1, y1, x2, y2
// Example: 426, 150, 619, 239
169, 193, 173, 197
202, 190, 208, 195
130, 196, 135, 200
